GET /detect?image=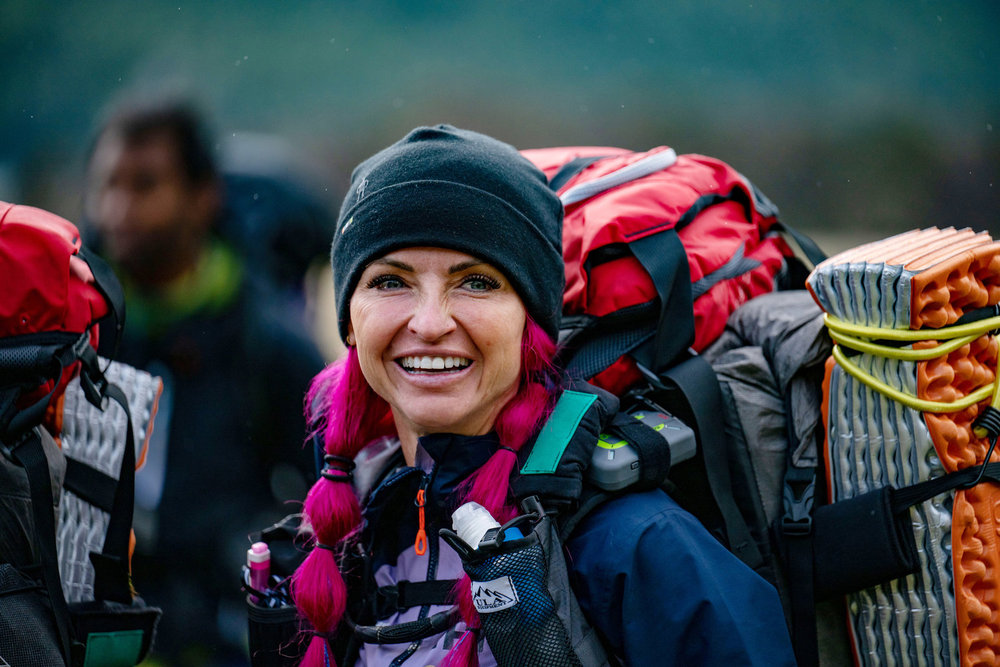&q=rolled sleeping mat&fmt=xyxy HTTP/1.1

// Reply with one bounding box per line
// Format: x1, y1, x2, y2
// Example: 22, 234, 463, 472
808, 227, 1000, 667
56, 359, 162, 603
